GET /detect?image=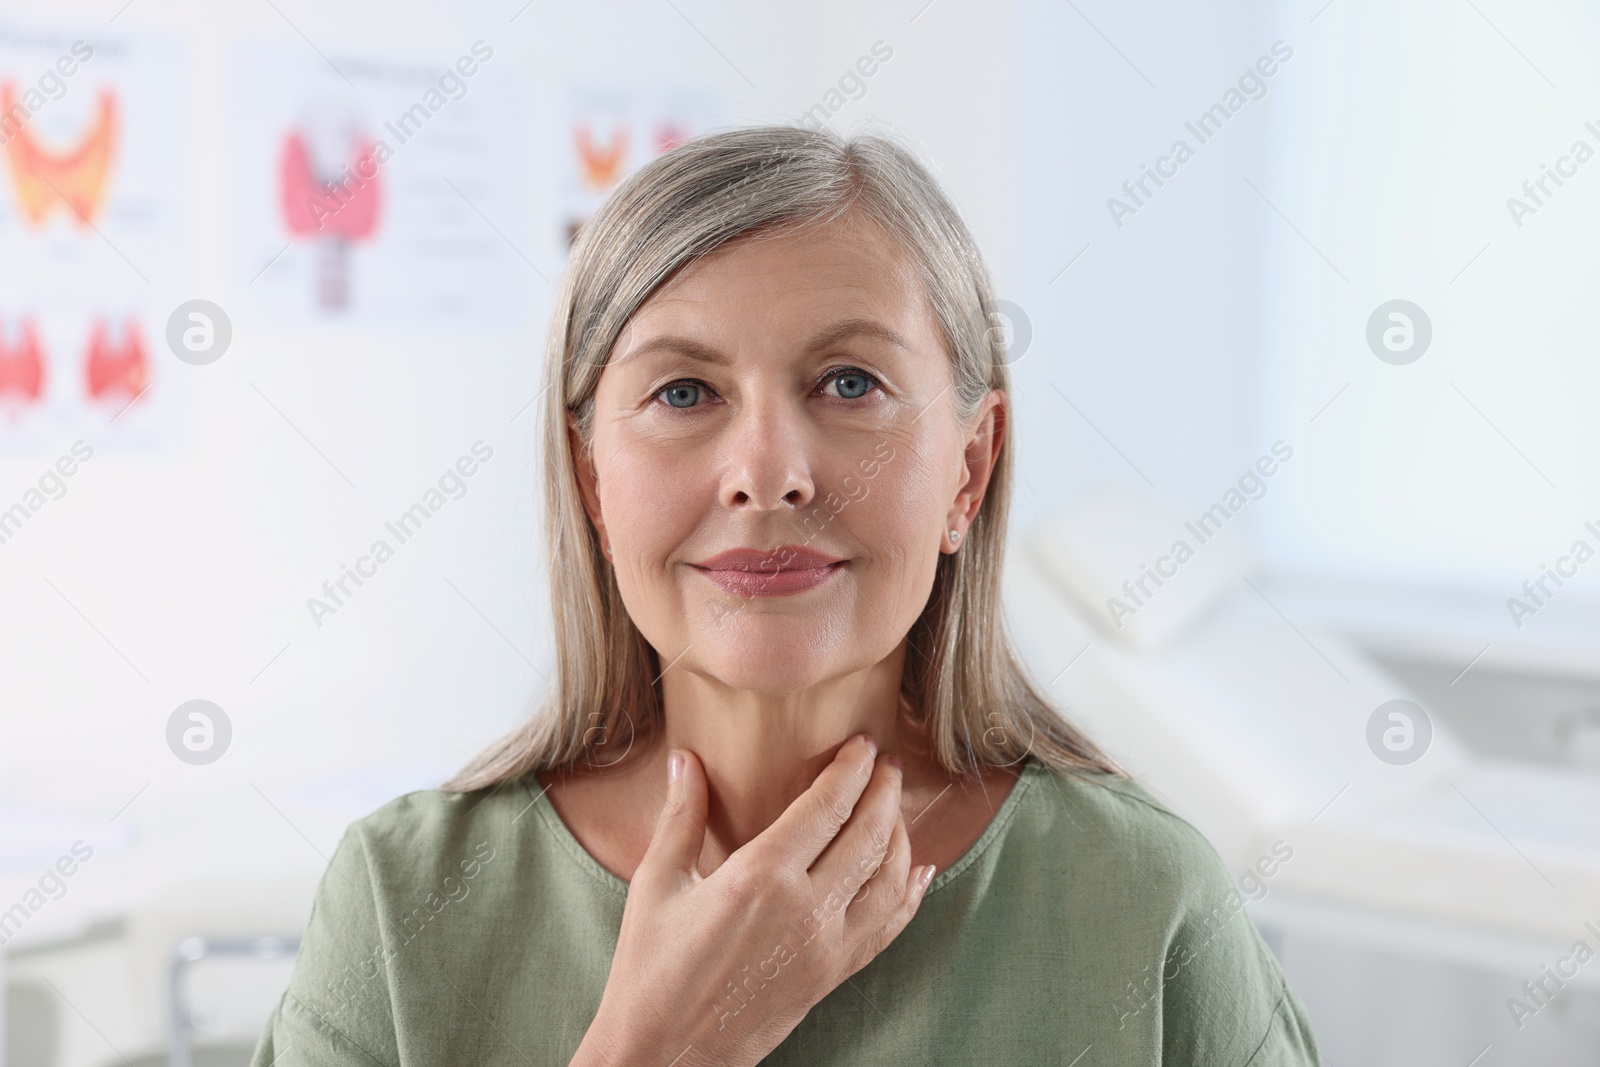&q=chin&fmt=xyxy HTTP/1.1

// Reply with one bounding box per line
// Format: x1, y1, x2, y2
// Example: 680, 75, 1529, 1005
688, 613, 871, 693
